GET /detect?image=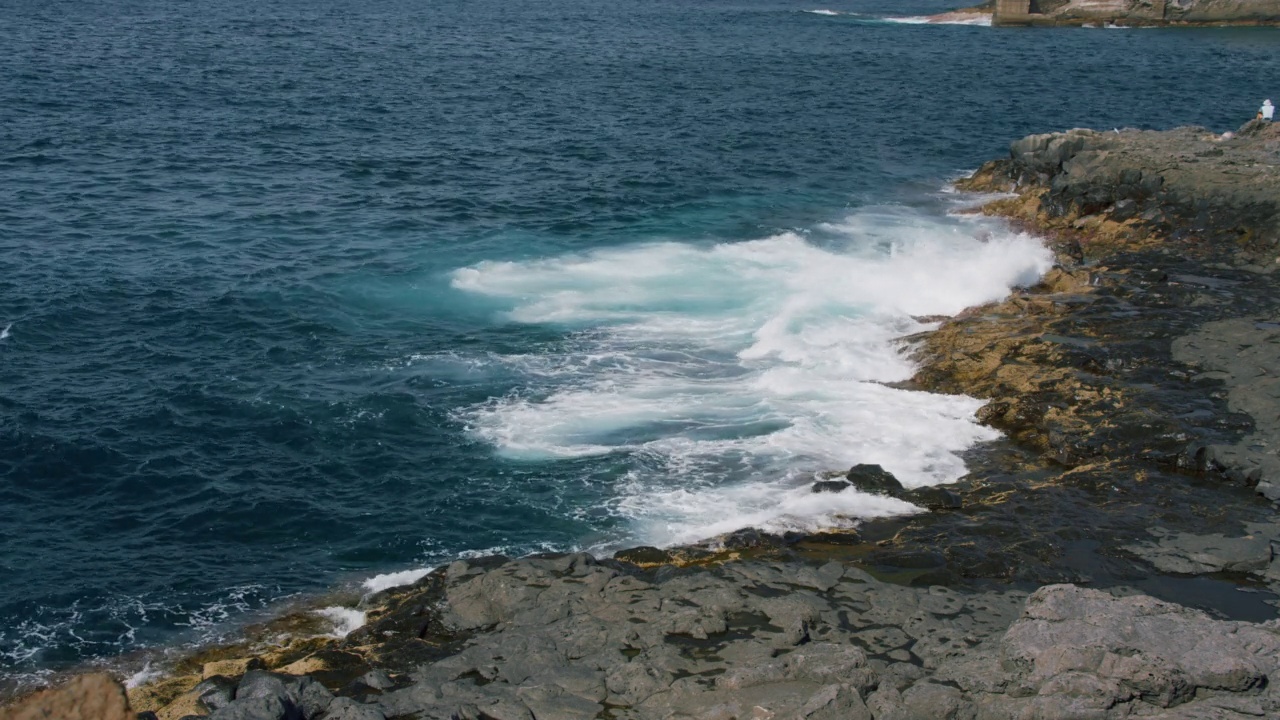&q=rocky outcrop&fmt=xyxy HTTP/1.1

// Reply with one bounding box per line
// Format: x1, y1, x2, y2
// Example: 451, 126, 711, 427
934, 122, 1280, 502
961, 584, 1280, 718
960, 123, 1280, 258
88, 557, 1280, 720
947, 0, 1280, 25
